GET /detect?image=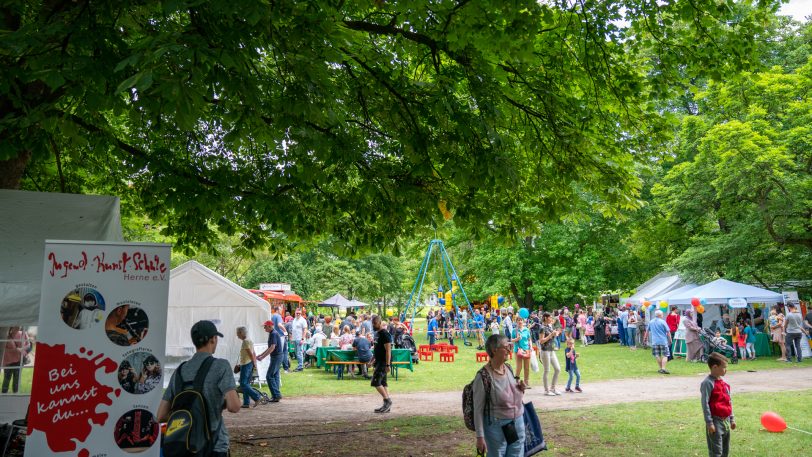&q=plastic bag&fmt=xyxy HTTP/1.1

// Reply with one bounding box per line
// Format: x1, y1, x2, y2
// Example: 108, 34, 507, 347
529, 348, 539, 372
